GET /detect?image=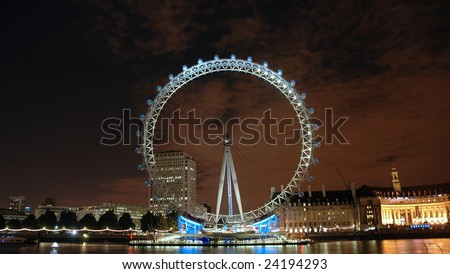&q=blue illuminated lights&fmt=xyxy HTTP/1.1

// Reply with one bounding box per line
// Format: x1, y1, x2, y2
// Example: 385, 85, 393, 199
253, 215, 279, 234
410, 224, 430, 229
178, 216, 204, 234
